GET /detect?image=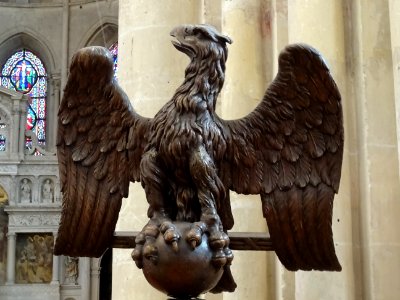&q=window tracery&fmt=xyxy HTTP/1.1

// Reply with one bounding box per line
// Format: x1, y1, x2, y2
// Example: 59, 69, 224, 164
0, 49, 47, 149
